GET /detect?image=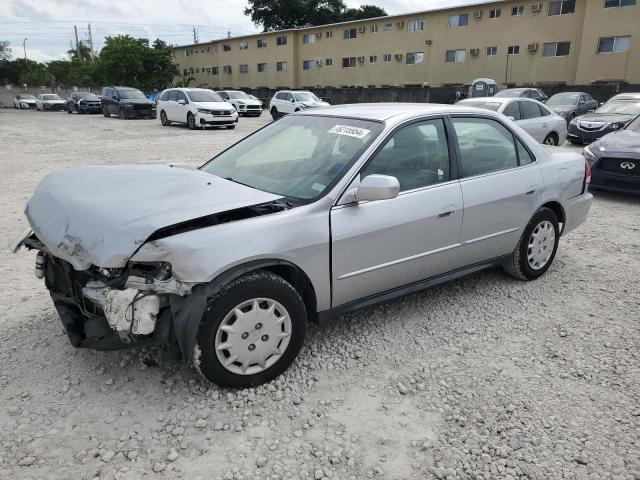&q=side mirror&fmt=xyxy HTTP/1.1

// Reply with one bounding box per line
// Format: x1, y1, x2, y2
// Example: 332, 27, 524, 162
178, 99, 186, 105
290, 98, 295, 103
343, 175, 400, 203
